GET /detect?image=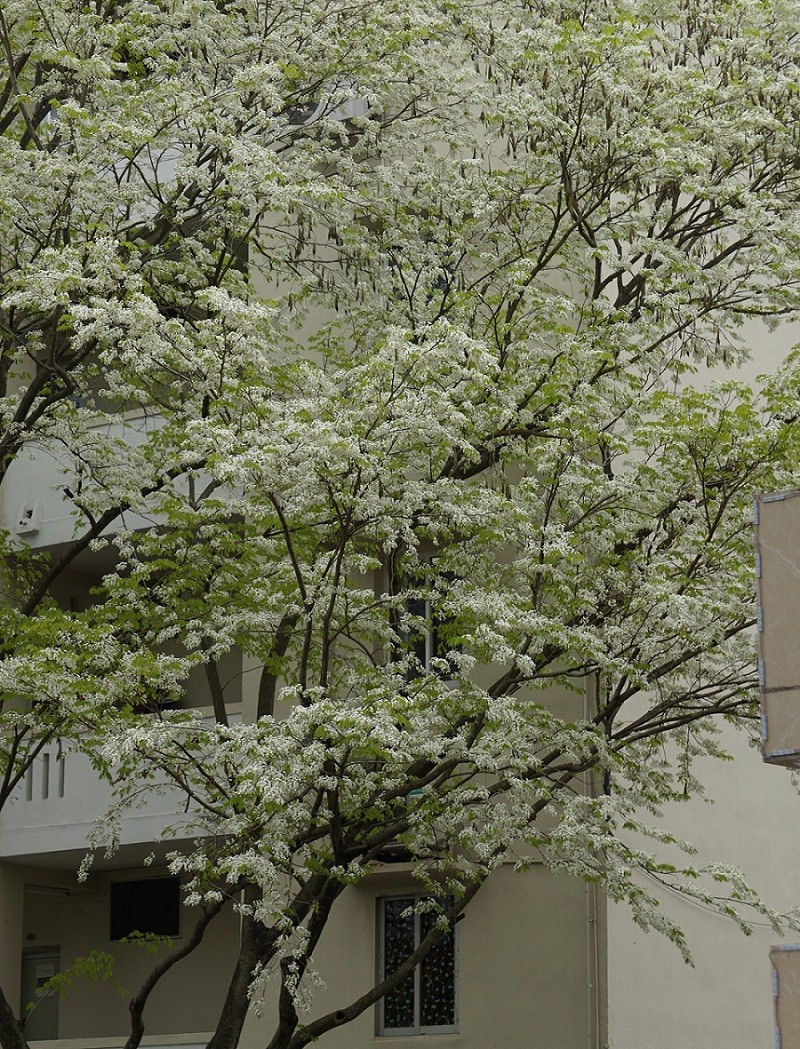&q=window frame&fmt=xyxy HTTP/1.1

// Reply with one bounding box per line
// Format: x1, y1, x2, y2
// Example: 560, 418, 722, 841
376, 894, 459, 1037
